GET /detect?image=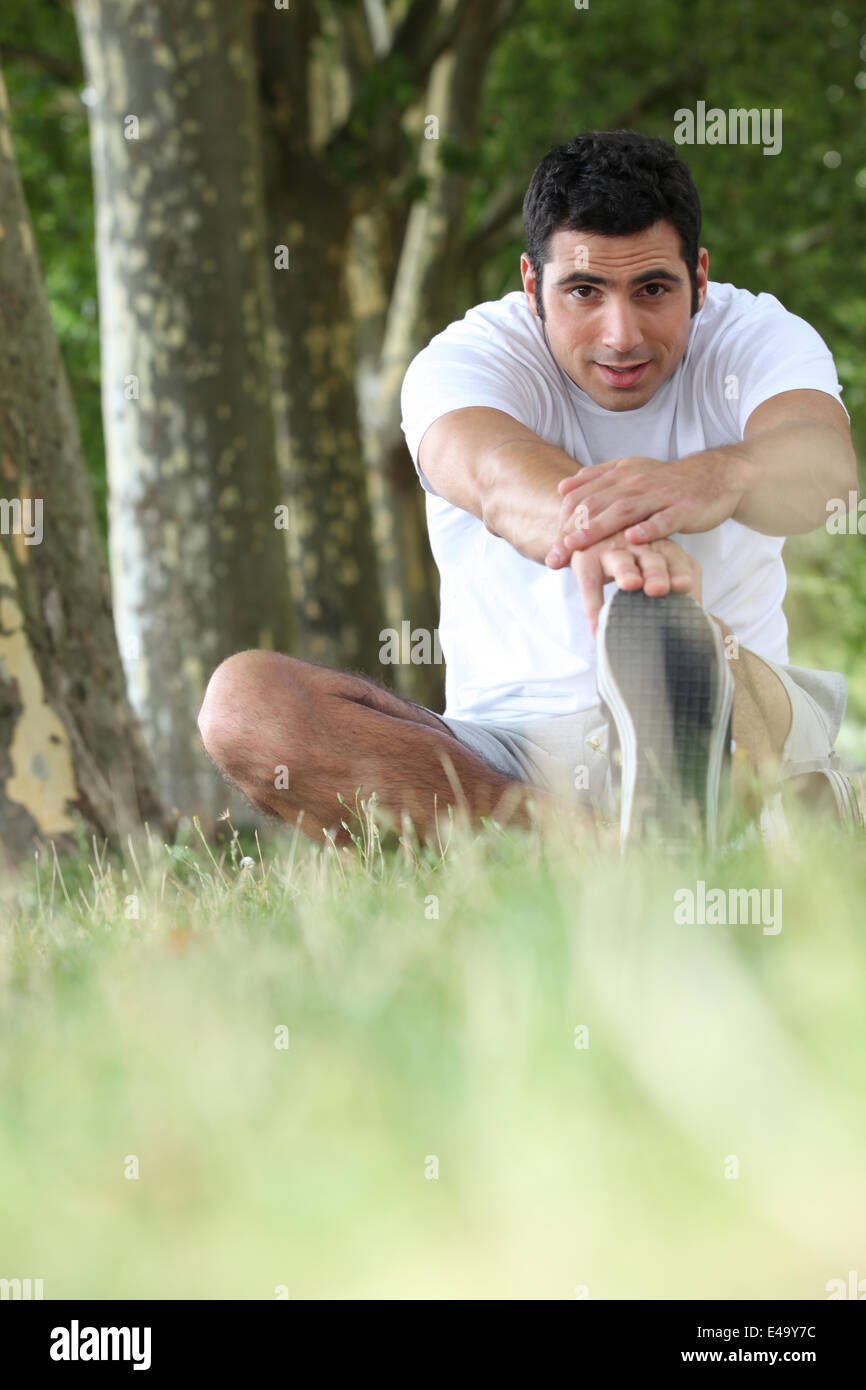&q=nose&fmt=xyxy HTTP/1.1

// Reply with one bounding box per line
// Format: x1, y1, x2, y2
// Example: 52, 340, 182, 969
600, 296, 643, 355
